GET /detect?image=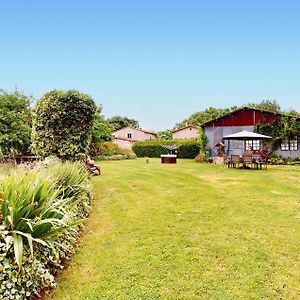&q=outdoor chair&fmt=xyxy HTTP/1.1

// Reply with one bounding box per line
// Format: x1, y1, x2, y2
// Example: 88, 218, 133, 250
228, 155, 241, 168
243, 155, 254, 168
256, 155, 268, 169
